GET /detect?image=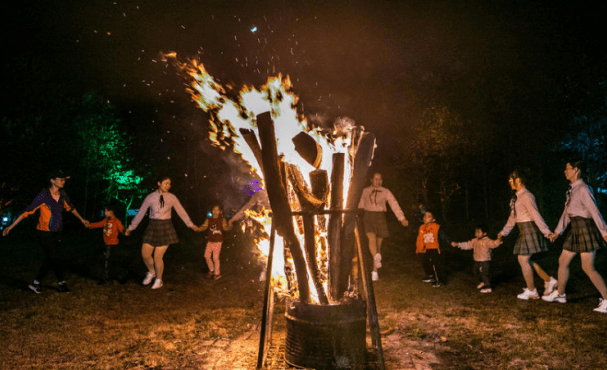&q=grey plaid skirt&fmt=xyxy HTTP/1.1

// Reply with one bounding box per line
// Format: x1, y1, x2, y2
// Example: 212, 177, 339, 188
563, 216, 606, 253
143, 219, 179, 247
514, 221, 548, 255
363, 211, 390, 238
